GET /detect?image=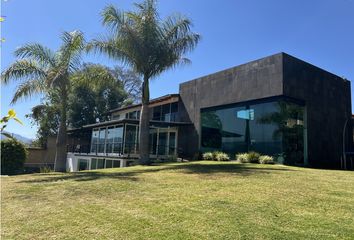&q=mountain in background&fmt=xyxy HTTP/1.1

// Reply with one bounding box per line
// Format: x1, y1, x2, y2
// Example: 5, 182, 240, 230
0, 131, 33, 146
